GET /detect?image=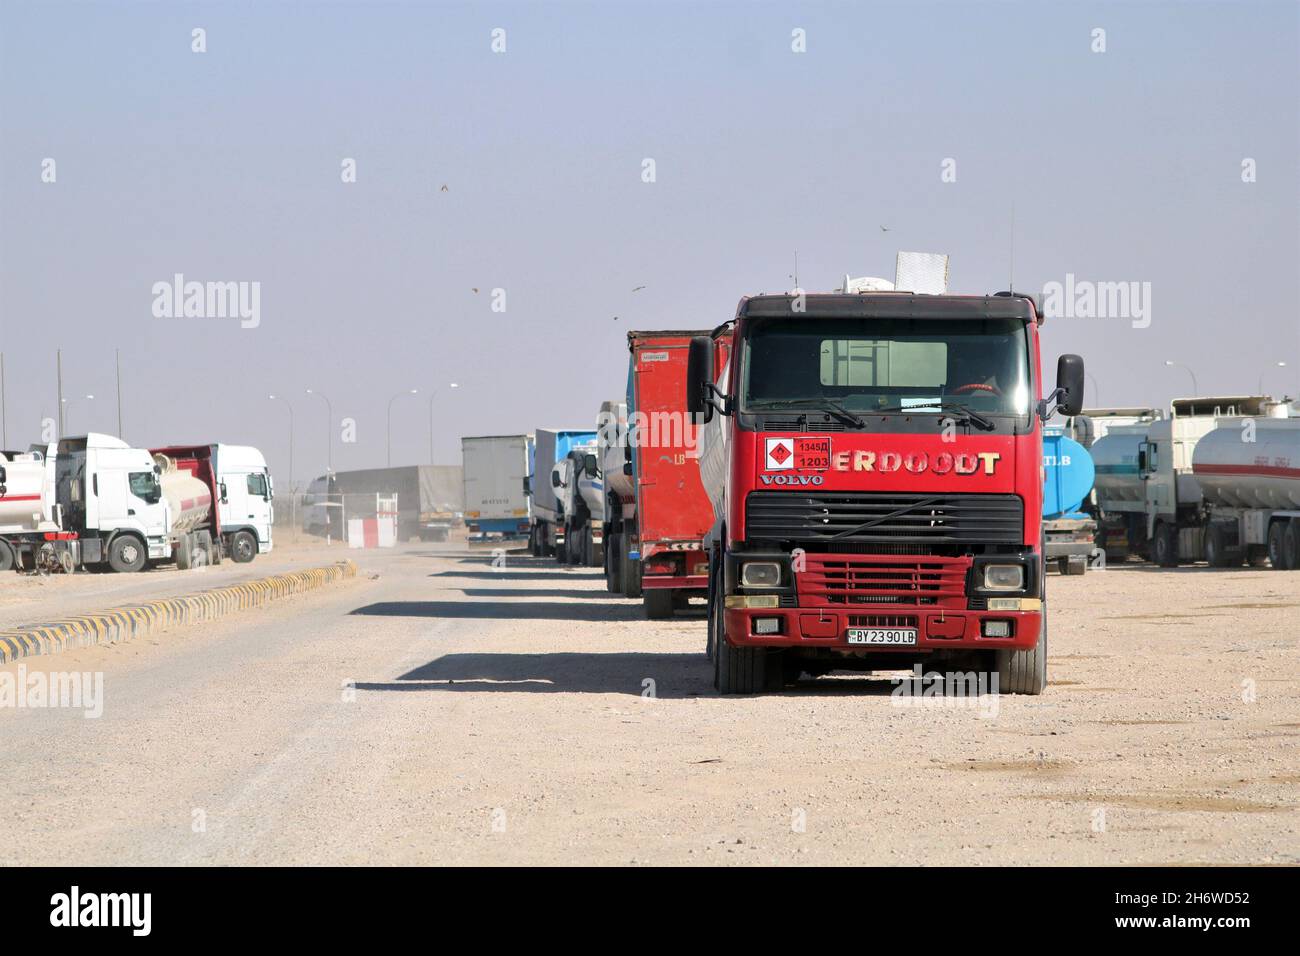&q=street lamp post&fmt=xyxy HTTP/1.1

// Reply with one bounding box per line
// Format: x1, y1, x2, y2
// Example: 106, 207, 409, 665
269, 394, 295, 532
428, 382, 460, 464
61, 394, 94, 436
1258, 361, 1287, 396
1164, 361, 1198, 397
305, 388, 334, 473
387, 389, 418, 468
